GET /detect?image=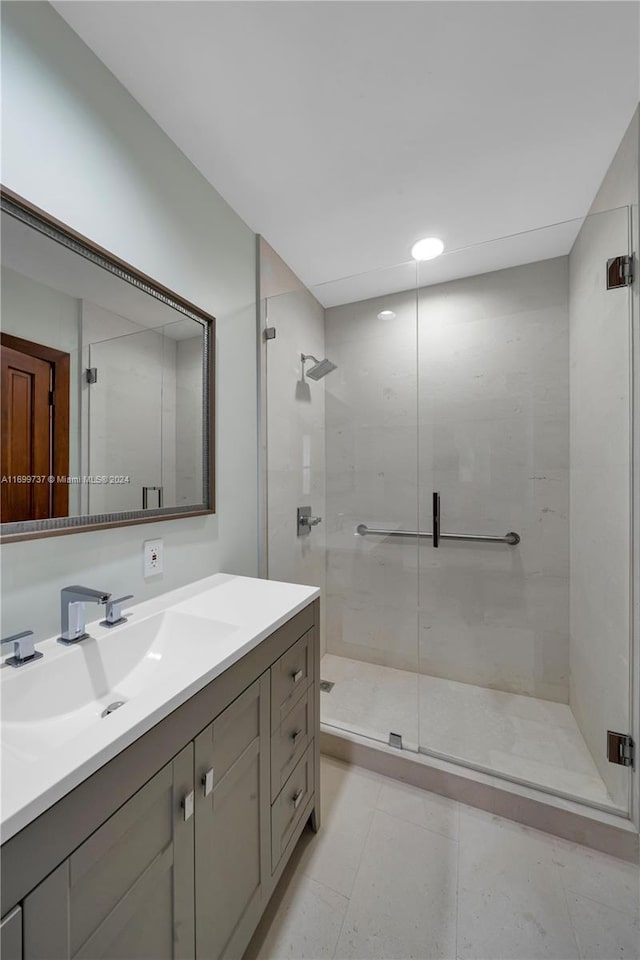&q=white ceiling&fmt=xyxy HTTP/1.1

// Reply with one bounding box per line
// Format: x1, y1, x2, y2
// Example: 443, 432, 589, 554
53, 1, 639, 305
